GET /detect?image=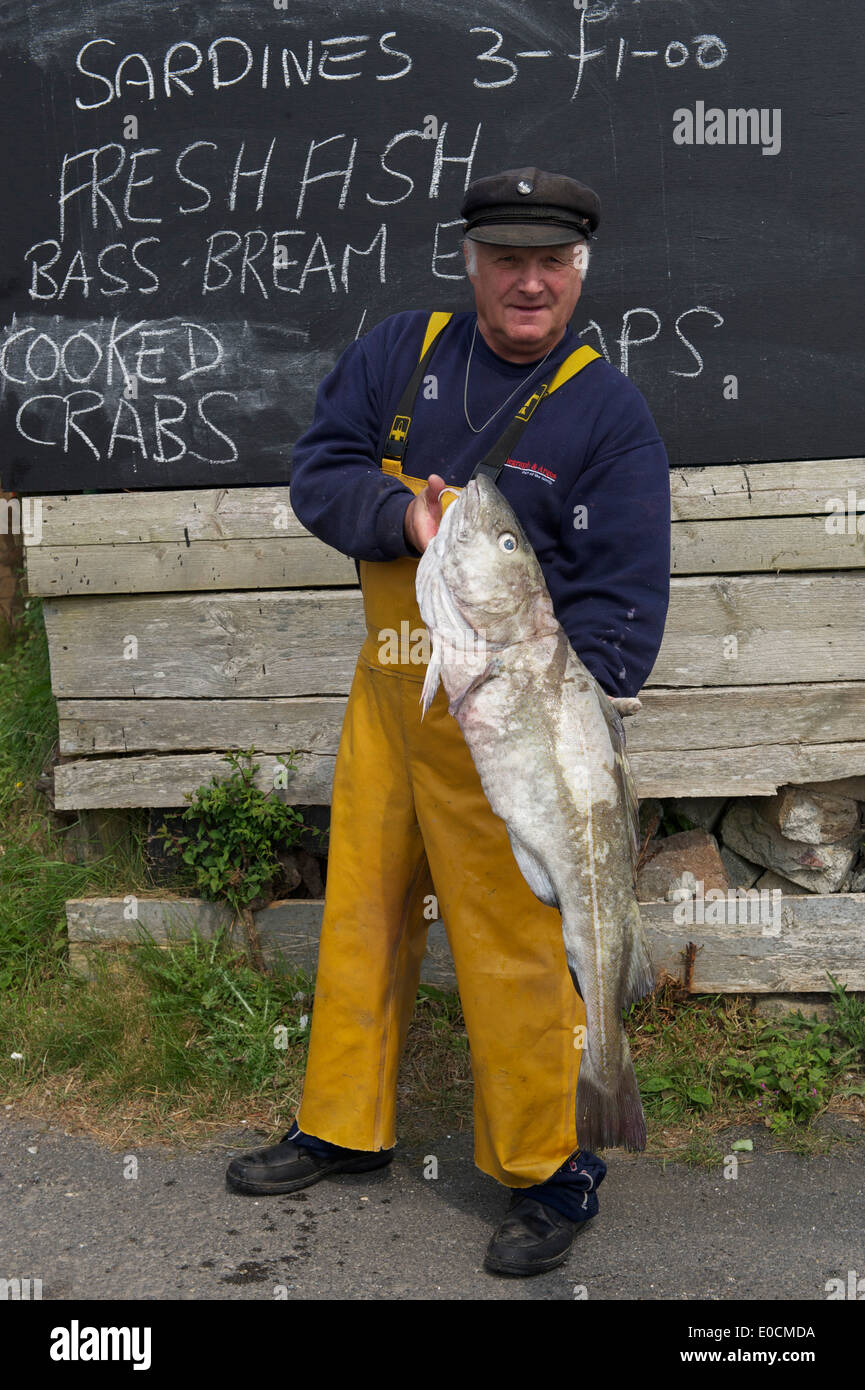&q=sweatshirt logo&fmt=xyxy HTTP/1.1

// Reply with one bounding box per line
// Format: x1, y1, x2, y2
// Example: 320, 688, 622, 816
505, 457, 557, 484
